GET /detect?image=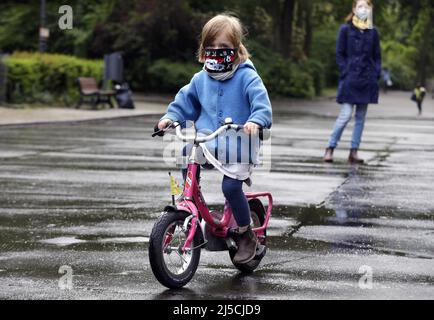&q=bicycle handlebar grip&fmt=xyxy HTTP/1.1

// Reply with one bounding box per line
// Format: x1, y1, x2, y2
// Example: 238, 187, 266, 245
259, 128, 270, 141
152, 123, 165, 137
152, 121, 178, 137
